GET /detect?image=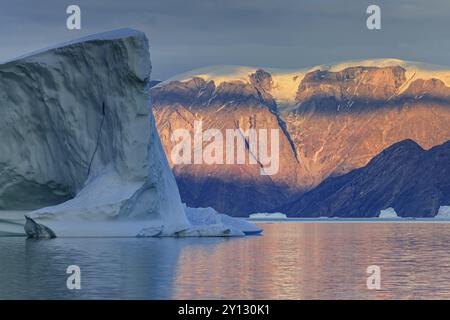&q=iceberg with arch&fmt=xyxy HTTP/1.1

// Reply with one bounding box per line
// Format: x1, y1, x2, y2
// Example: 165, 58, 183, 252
378, 208, 400, 219
0, 28, 260, 238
